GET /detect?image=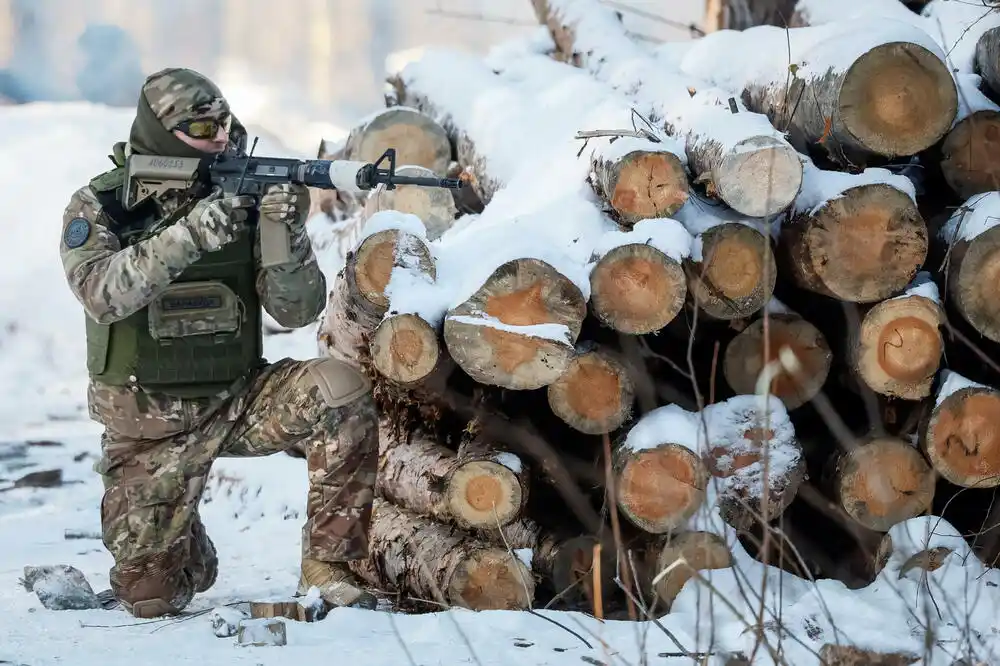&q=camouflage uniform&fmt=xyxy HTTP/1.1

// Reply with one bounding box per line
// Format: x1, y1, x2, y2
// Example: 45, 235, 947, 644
59, 68, 378, 619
